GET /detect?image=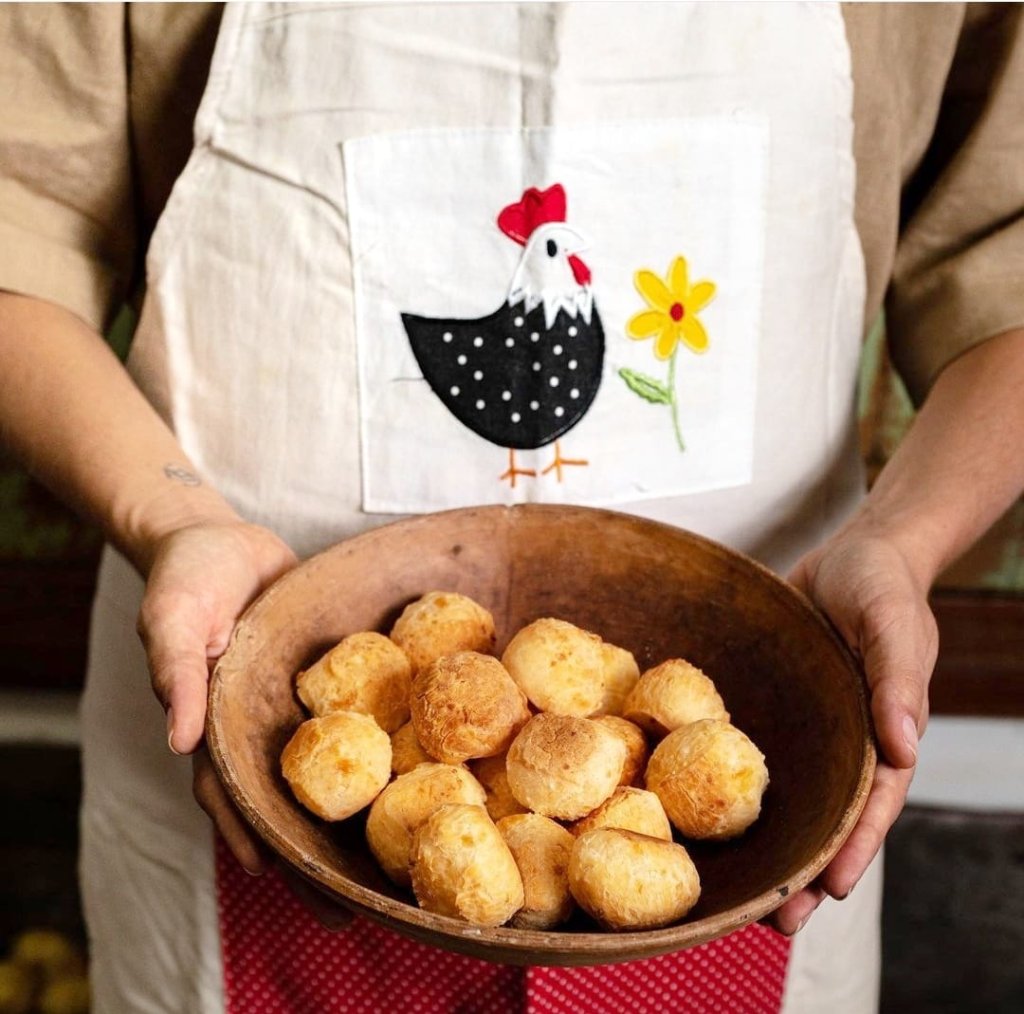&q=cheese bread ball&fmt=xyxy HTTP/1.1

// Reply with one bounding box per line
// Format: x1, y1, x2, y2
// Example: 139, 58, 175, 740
390, 721, 434, 776
571, 787, 672, 842
411, 651, 530, 764
410, 804, 524, 927
390, 591, 496, 674
366, 763, 486, 887
281, 712, 391, 821
297, 631, 412, 733
597, 642, 641, 716
470, 753, 528, 821
646, 719, 769, 840
622, 659, 729, 738
501, 618, 606, 716
593, 715, 649, 787
506, 714, 626, 820
569, 828, 701, 930
496, 813, 576, 930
